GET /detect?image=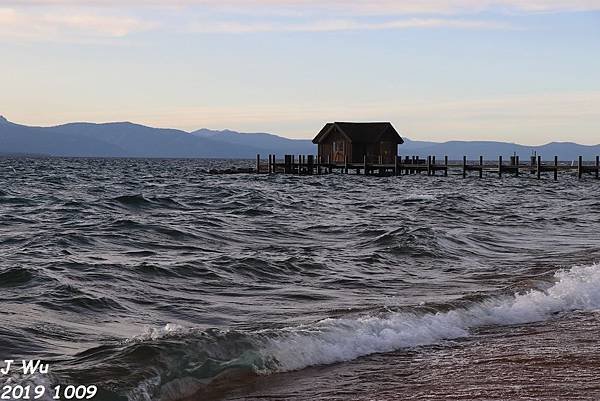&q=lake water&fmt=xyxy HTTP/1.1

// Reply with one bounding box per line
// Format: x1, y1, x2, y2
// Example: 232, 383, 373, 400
1, 157, 600, 401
